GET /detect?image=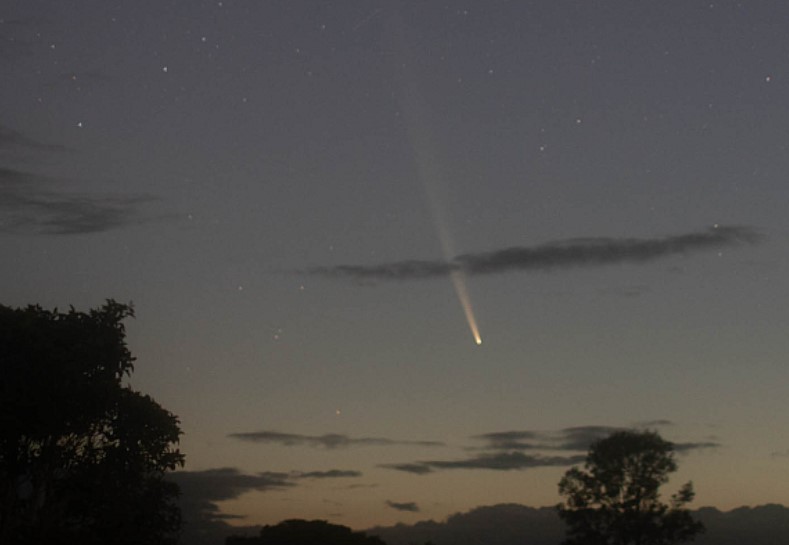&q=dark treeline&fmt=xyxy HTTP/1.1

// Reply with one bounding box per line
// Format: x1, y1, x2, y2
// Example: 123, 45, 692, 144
227, 520, 386, 545
368, 504, 789, 545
